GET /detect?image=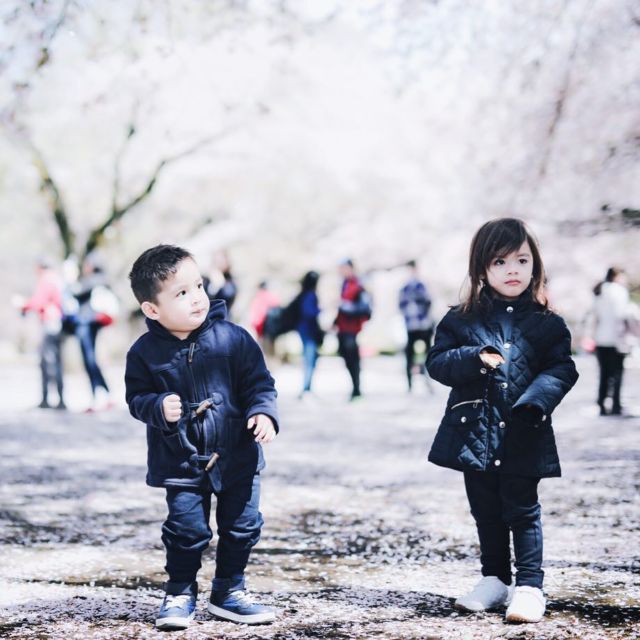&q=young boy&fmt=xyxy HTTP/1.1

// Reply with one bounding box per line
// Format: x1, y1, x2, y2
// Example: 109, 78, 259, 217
125, 245, 279, 630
